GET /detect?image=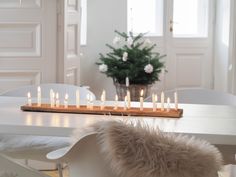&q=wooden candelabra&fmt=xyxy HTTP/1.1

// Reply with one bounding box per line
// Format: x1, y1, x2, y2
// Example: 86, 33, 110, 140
21, 103, 183, 118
